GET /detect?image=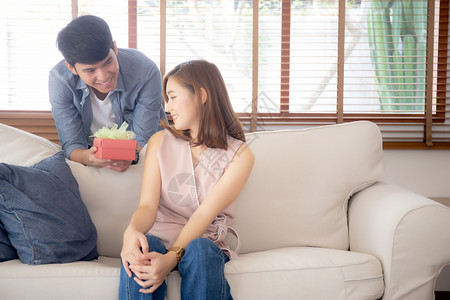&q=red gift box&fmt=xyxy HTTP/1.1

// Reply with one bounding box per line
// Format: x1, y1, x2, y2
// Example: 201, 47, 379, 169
93, 138, 137, 160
